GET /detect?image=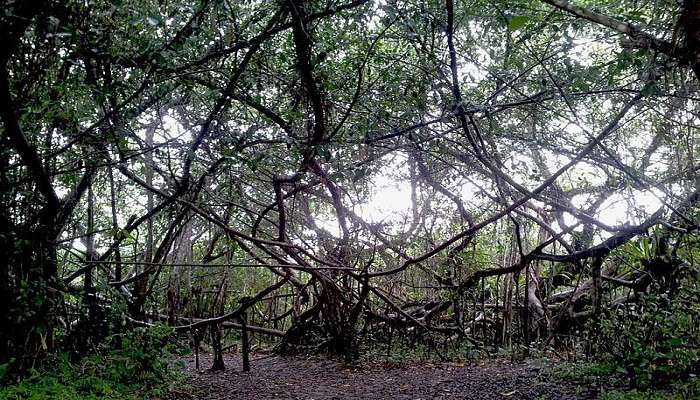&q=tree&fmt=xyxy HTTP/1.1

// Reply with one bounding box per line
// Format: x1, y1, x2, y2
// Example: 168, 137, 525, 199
1, 0, 698, 376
